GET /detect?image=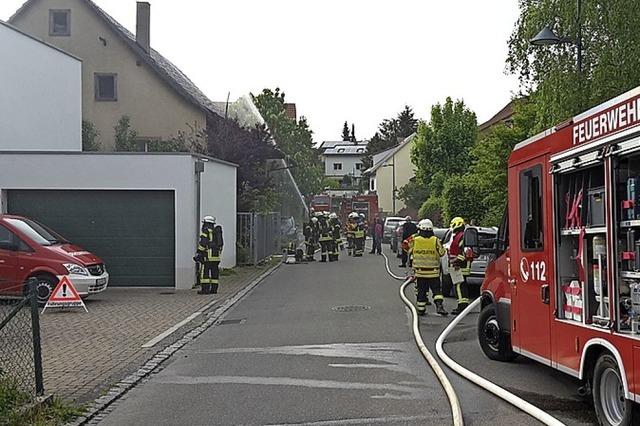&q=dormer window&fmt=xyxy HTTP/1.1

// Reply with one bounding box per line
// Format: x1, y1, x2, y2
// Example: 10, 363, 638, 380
338, 148, 345, 153
49, 9, 71, 36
